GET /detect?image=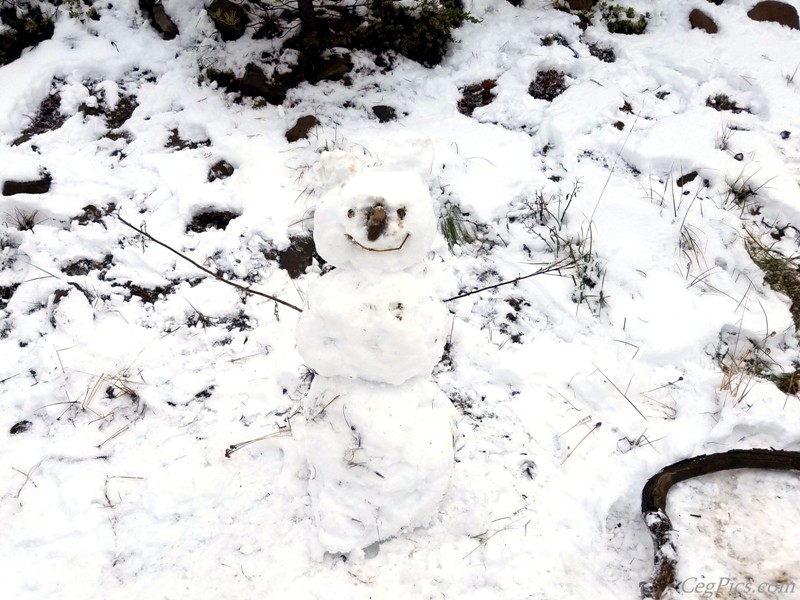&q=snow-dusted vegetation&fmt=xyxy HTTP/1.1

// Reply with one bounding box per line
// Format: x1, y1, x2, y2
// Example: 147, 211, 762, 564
2, 0, 800, 598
